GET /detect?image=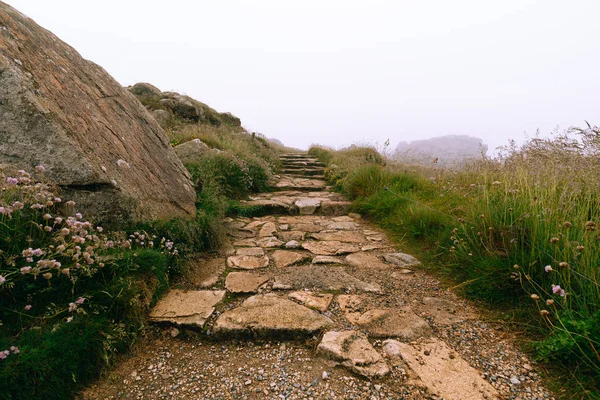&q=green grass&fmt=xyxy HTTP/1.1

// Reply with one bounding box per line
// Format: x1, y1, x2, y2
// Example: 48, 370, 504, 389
310, 134, 600, 397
